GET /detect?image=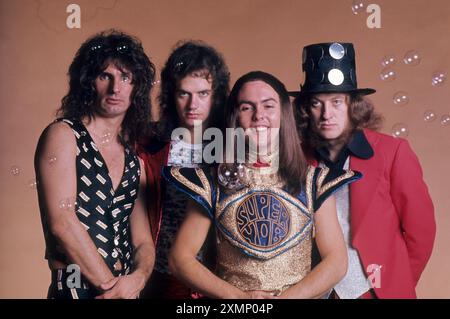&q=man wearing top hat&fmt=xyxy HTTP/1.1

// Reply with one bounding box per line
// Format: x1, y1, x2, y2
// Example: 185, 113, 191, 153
293, 42, 436, 298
